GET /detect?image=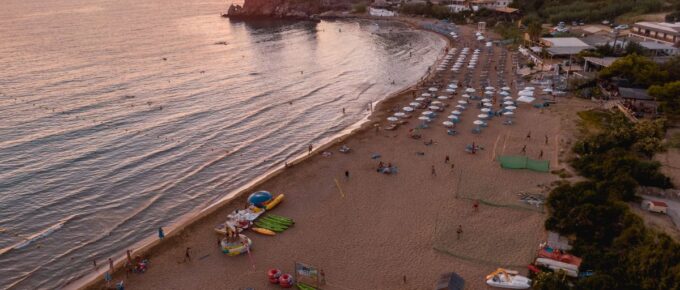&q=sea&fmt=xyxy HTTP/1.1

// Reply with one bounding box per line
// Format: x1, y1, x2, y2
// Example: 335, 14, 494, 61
0, 0, 446, 288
